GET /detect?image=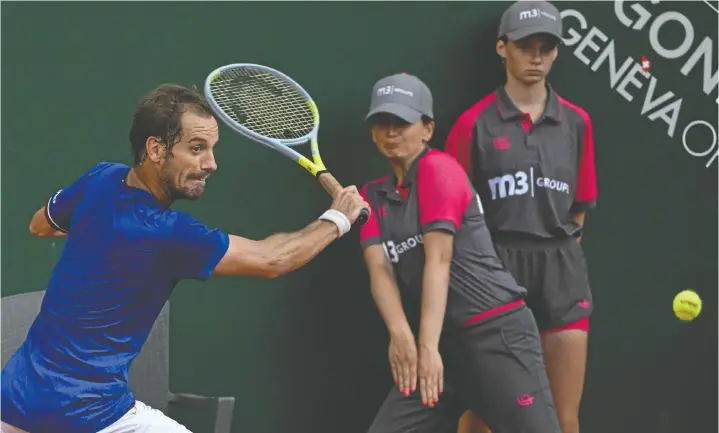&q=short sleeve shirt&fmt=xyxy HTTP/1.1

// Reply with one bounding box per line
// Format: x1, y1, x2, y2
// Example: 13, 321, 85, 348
1, 162, 230, 433
359, 149, 525, 333
444, 85, 598, 239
